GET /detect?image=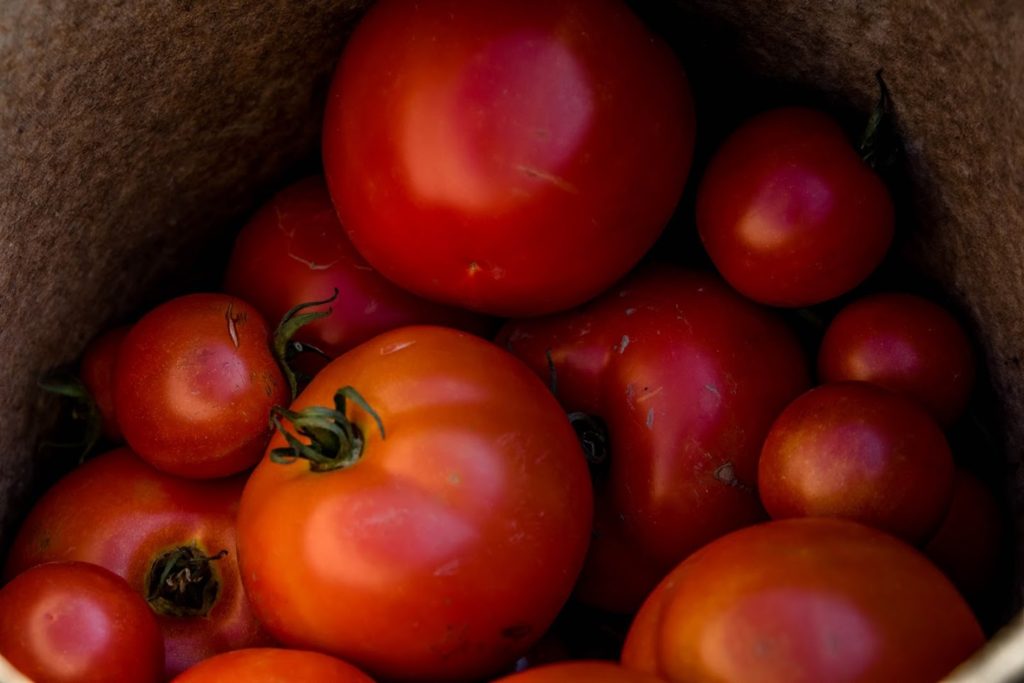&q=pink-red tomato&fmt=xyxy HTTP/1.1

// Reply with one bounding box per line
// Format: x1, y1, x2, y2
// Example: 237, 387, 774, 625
494, 661, 665, 683
758, 382, 954, 543
498, 265, 810, 612
697, 108, 894, 307
237, 326, 593, 682
224, 177, 492, 367
171, 648, 374, 683
114, 293, 289, 478
621, 518, 984, 683
4, 448, 273, 678
0, 561, 164, 683
80, 326, 130, 441
818, 292, 975, 425
323, 0, 695, 316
